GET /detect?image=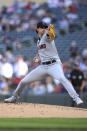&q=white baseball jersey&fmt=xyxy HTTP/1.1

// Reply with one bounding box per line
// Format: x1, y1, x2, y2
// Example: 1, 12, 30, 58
37, 30, 60, 62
